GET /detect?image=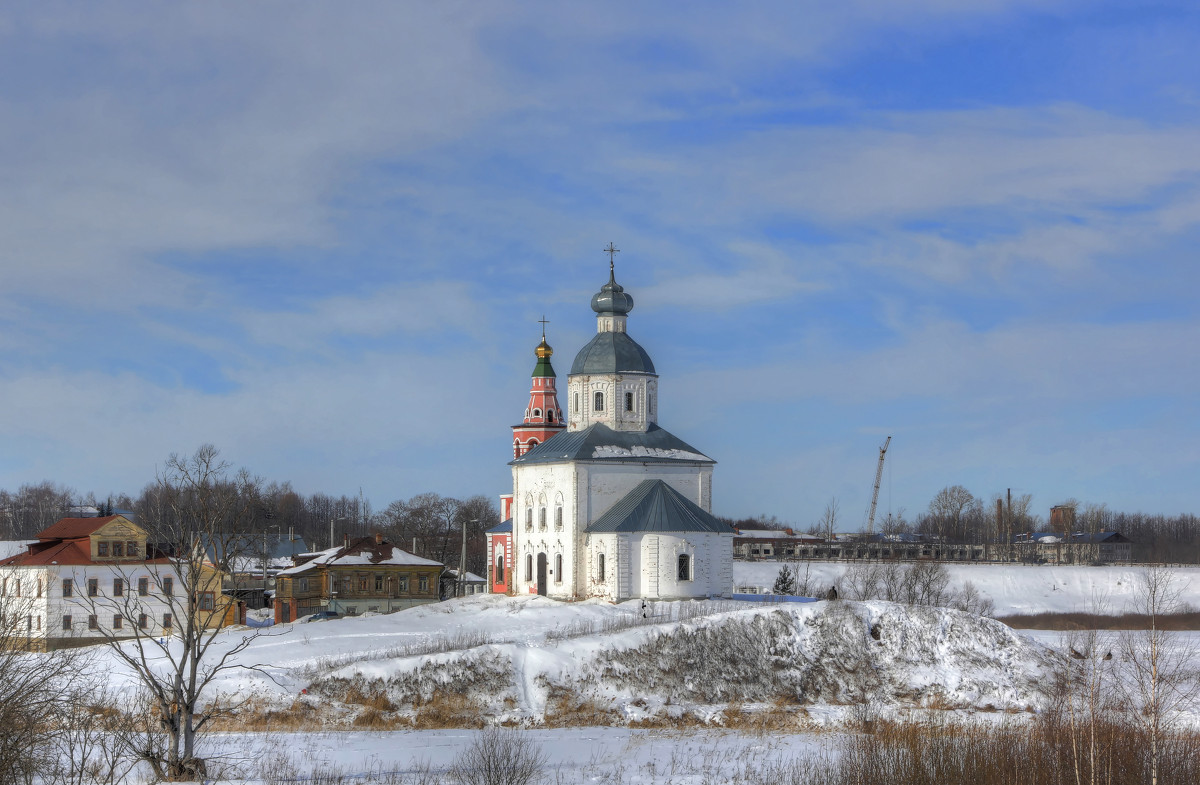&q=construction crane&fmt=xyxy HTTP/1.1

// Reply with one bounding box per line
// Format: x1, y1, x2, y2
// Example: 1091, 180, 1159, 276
866, 436, 891, 535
